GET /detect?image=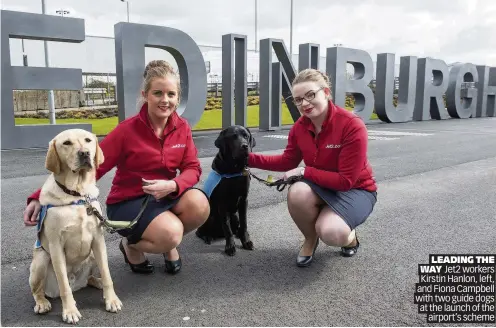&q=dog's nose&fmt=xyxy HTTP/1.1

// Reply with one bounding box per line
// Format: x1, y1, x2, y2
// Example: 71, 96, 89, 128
242, 144, 248, 149
78, 150, 90, 158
